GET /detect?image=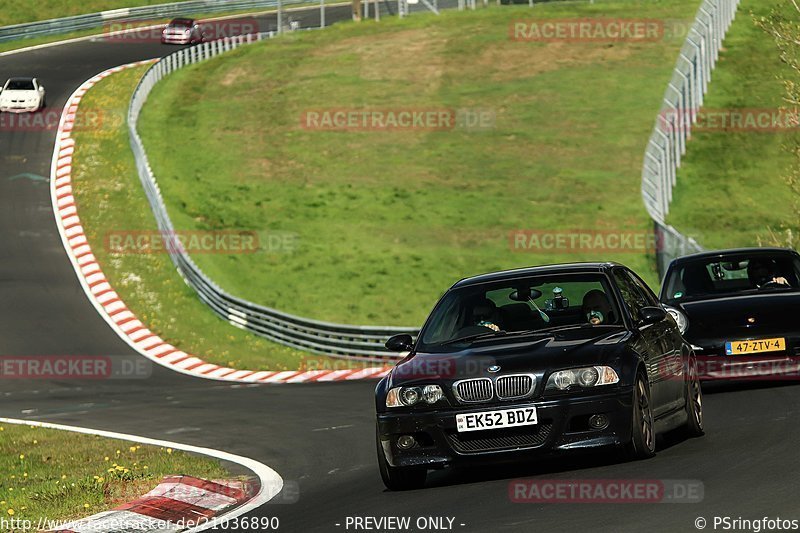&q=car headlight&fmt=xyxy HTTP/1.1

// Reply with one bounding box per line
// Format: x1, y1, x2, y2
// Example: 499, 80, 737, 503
665, 305, 688, 334
386, 385, 444, 408
545, 366, 619, 391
